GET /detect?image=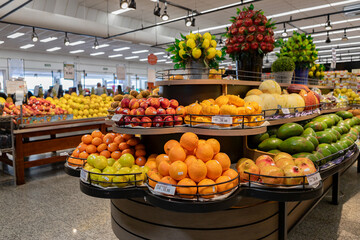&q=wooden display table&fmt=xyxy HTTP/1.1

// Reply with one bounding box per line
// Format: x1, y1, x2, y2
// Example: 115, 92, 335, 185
10, 118, 107, 185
